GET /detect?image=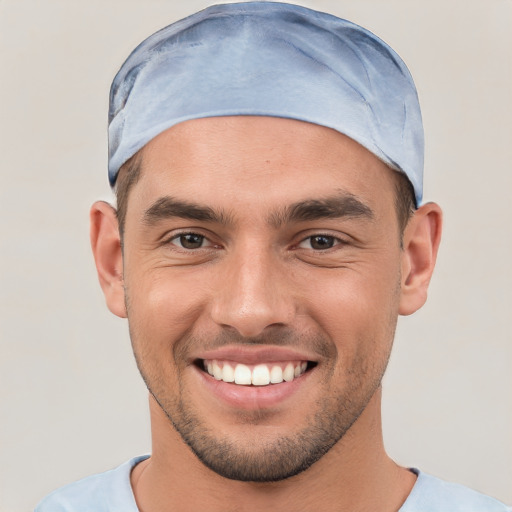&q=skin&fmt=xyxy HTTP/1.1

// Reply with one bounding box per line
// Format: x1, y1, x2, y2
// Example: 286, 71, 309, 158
91, 116, 442, 512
